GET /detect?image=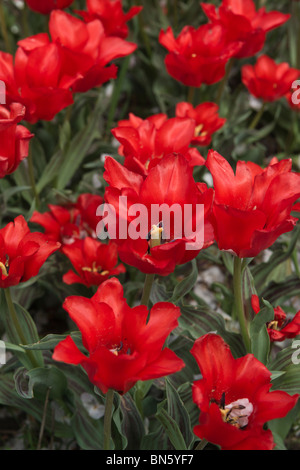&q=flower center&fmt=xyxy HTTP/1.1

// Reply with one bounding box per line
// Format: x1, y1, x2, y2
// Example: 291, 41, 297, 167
0, 256, 9, 277
267, 320, 279, 330
82, 262, 109, 276
108, 341, 132, 357
194, 124, 208, 138
148, 223, 164, 249
219, 394, 253, 429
